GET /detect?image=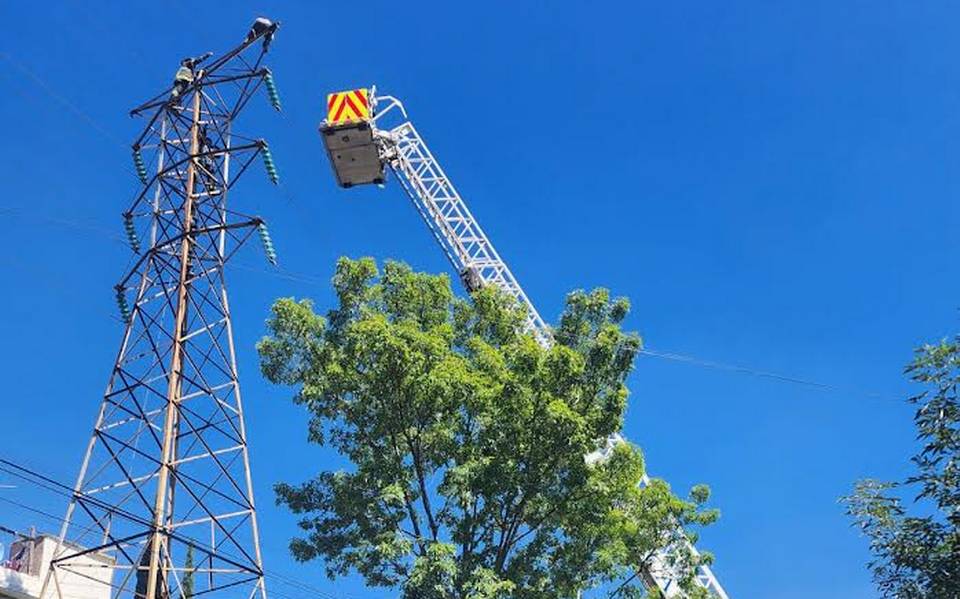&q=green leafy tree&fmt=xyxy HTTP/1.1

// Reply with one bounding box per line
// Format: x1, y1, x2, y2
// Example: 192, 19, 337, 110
259, 257, 718, 598
180, 545, 194, 599
844, 336, 960, 597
